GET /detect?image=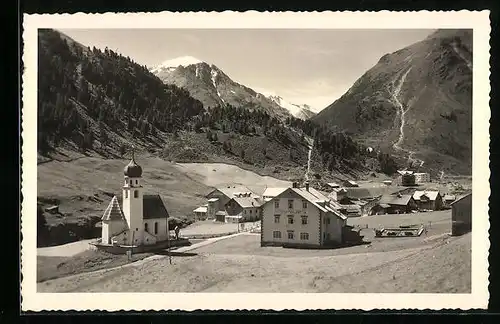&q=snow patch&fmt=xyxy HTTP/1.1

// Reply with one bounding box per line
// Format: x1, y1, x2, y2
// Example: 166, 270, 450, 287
151, 56, 204, 73
210, 68, 225, 103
